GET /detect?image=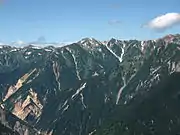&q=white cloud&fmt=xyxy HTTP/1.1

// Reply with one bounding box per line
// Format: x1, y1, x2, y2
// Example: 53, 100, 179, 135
11, 40, 26, 46
144, 13, 180, 31
16, 40, 25, 45
0, 41, 5, 45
